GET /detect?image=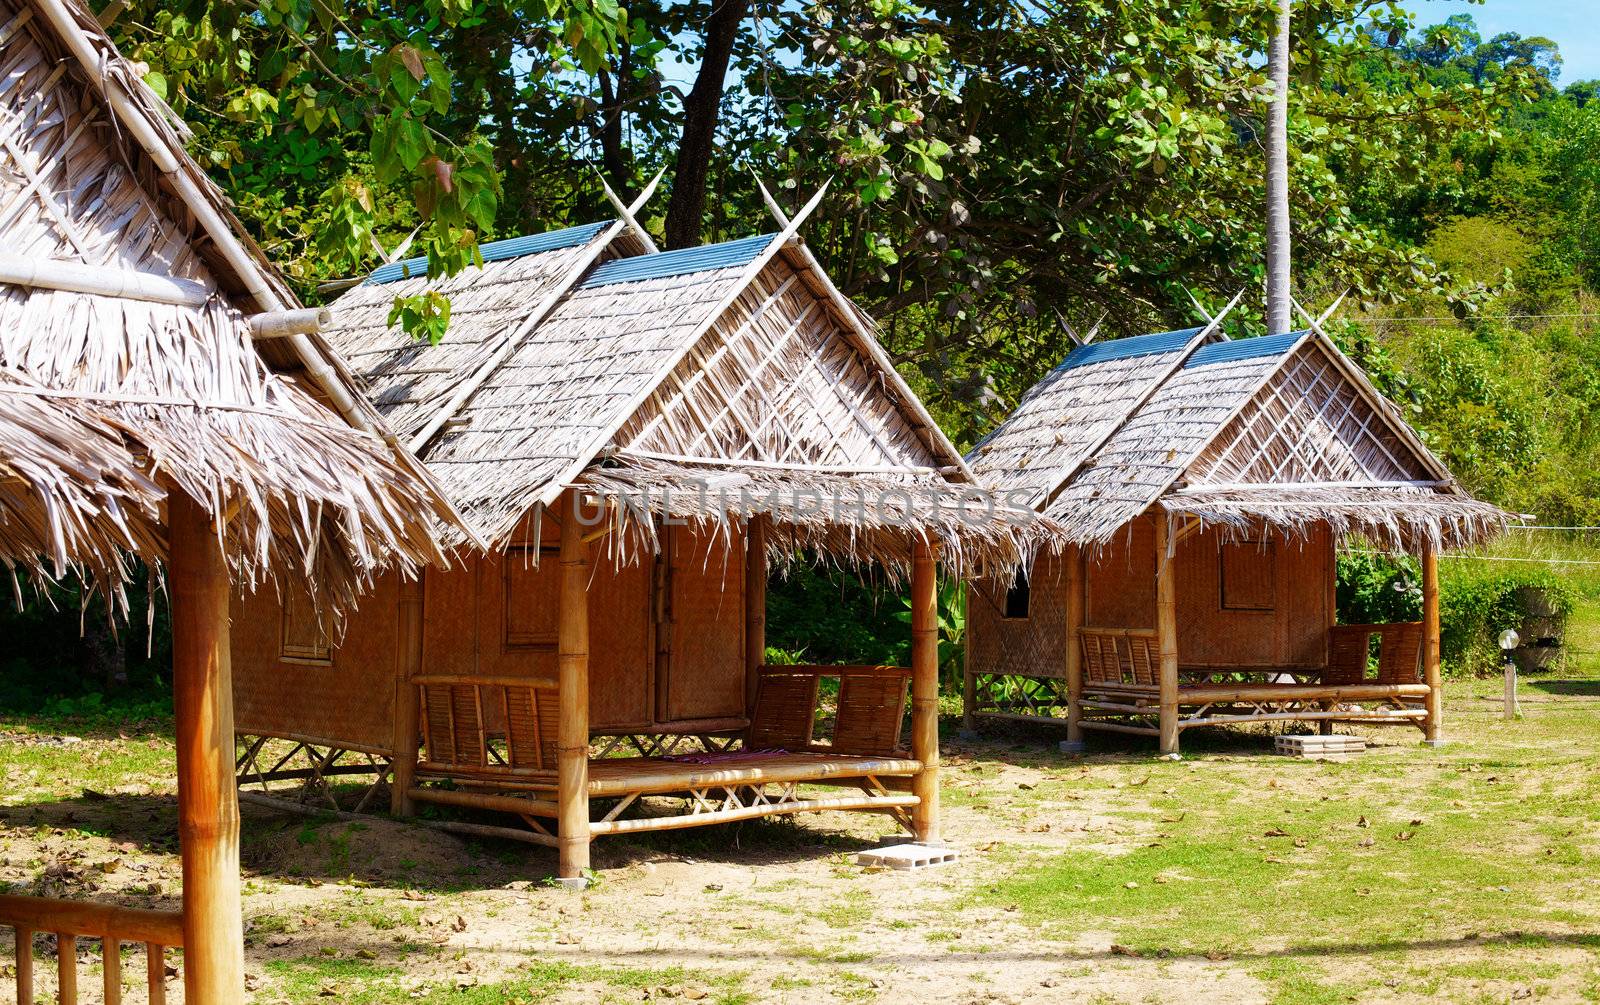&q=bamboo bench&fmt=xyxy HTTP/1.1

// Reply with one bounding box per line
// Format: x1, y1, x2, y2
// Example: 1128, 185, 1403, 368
1076, 623, 1430, 735
402, 666, 922, 840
